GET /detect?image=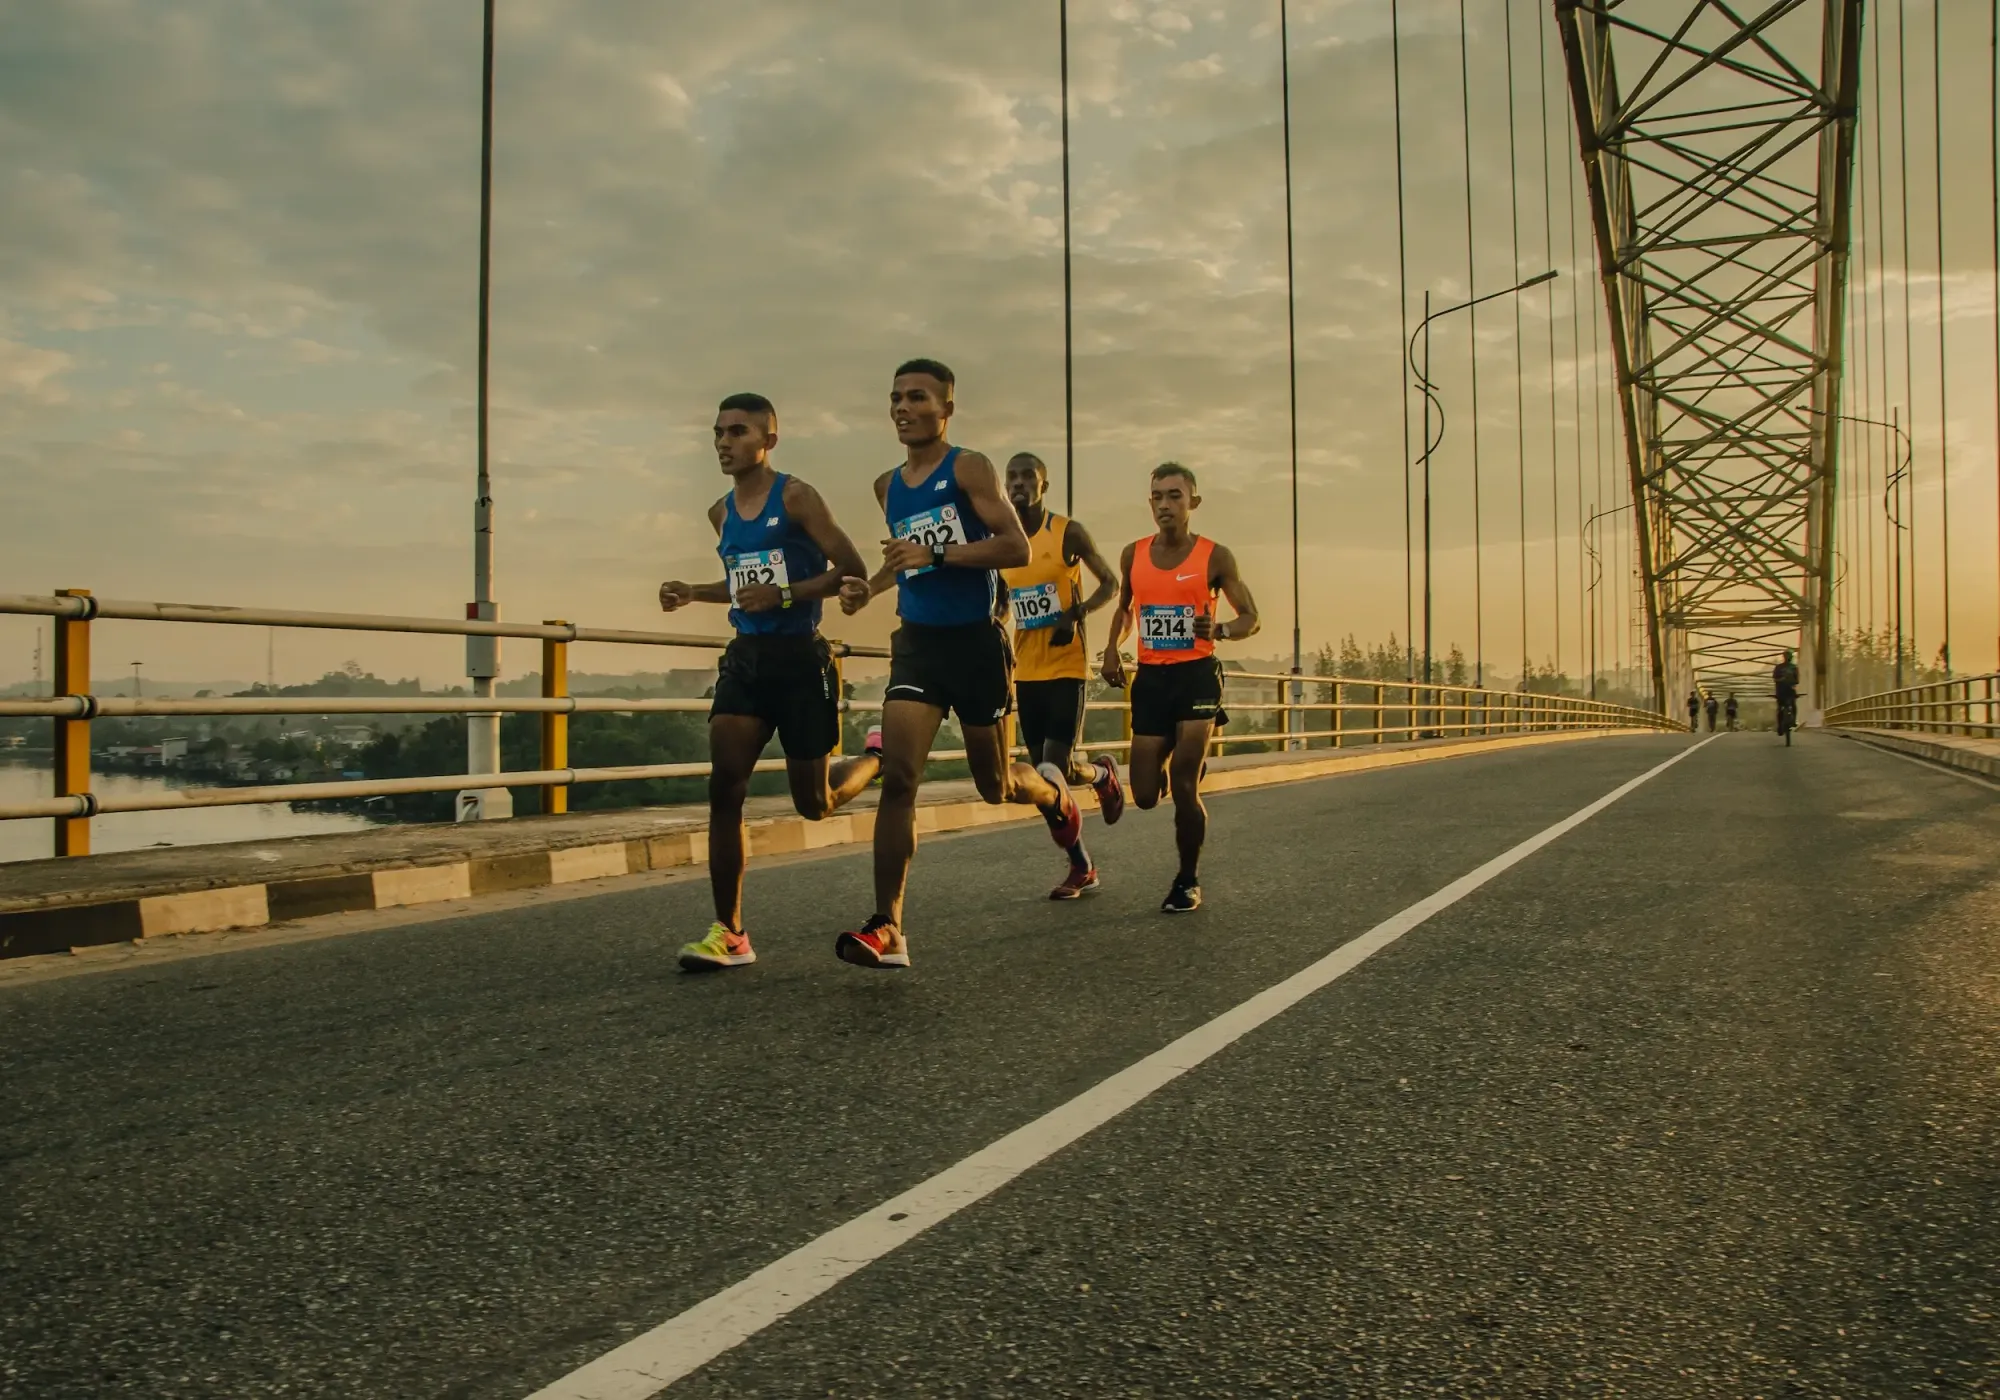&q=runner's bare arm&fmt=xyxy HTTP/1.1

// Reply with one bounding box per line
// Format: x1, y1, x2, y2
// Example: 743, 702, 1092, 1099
1099, 541, 1138, 687
782, 478, 868, 602
840, 471, 900, 613
1063, 519, 1119, 620
1195, 543, 1260, 642
660, 499, 733, 611
878, 450, 1030, 576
